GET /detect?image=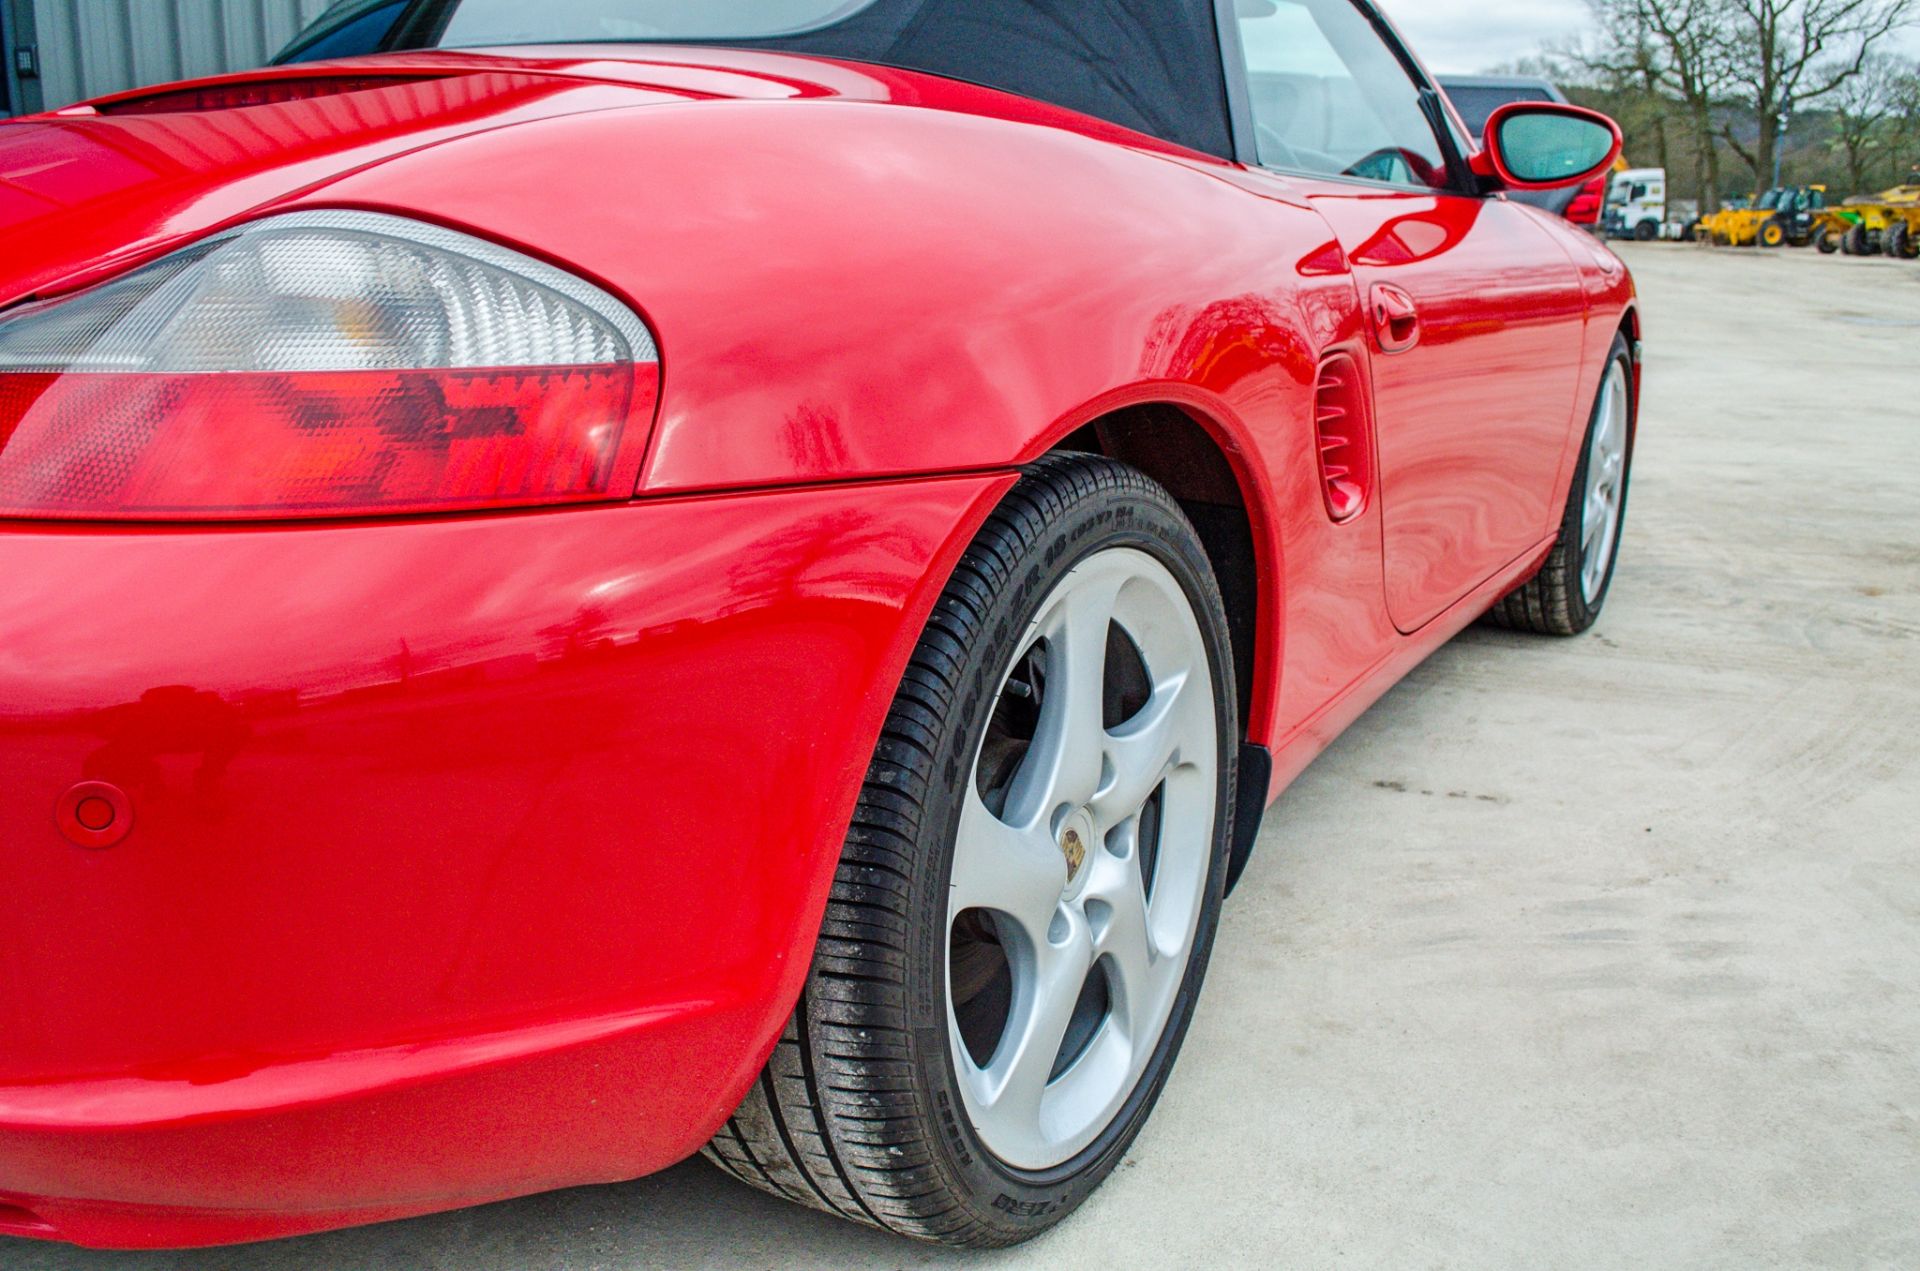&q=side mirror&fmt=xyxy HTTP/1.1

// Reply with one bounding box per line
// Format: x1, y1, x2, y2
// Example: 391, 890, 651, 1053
1474, 103, 1623, 192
